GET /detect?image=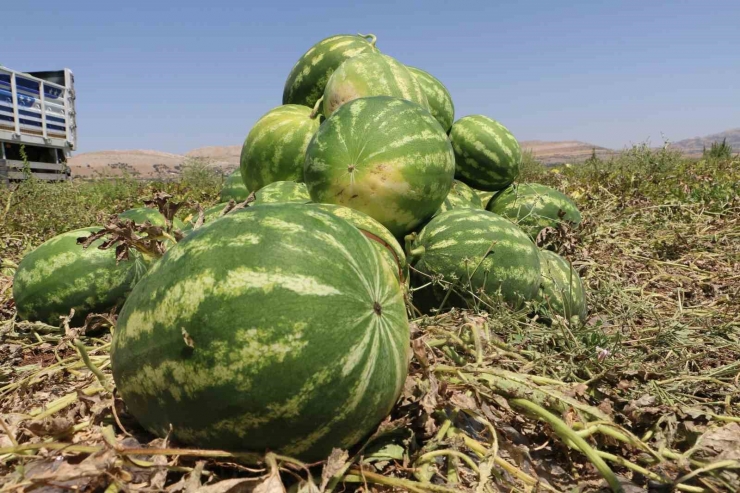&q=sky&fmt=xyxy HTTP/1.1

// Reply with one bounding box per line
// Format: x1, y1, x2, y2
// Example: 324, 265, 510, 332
3, 0, 739, 154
